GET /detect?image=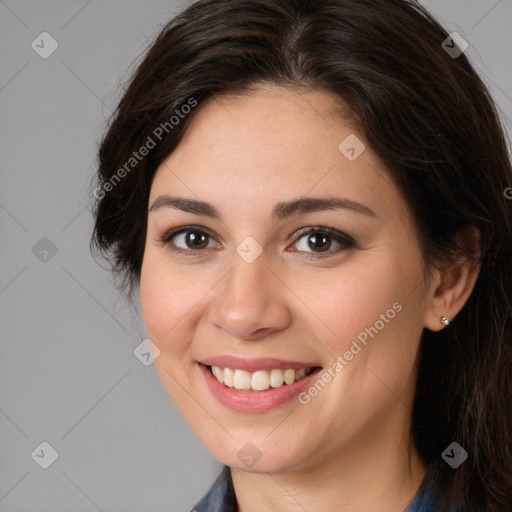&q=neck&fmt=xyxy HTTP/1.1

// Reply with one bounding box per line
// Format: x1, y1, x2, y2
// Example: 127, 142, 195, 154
230, 408, 426, 512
